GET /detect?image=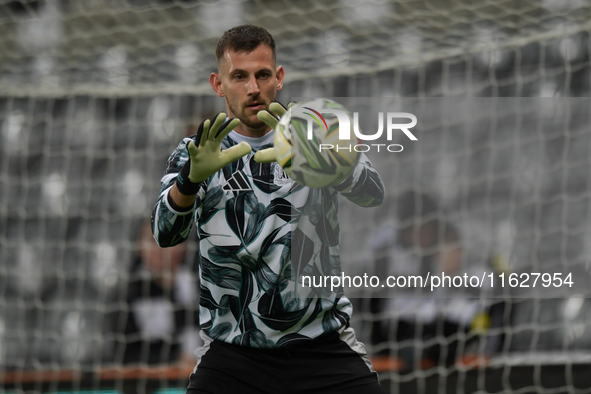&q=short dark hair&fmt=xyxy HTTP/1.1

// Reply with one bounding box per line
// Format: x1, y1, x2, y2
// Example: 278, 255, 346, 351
215, 25, 276, 63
